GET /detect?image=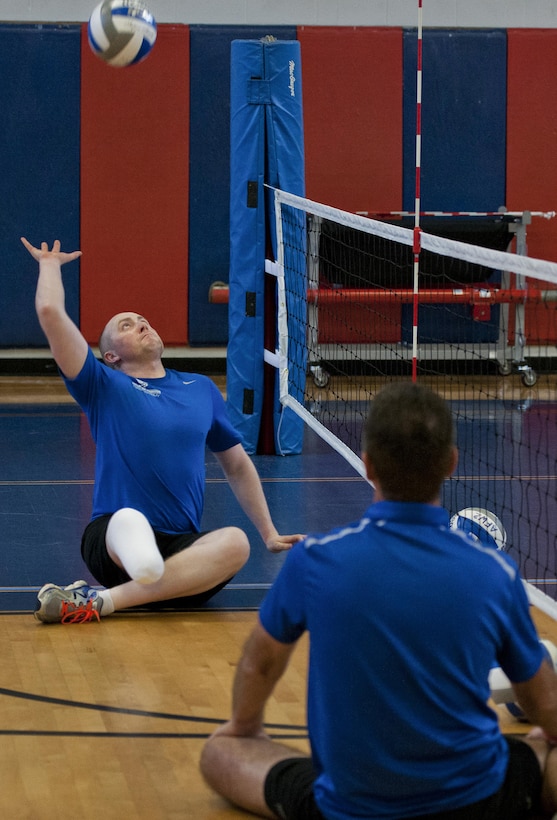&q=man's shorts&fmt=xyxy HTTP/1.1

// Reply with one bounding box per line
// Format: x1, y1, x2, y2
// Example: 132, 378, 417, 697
81, 514, 230, 607
264, 737, 542, 820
